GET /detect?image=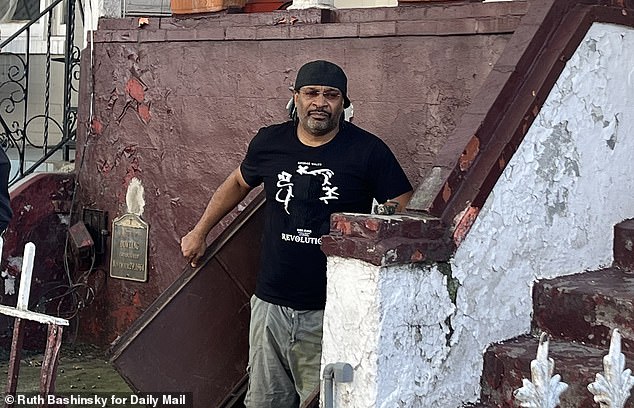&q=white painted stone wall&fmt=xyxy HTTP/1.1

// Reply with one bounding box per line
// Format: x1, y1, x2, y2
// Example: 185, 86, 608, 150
321, 258, 455, 407
321, 22, 634, 407
84, 0, 121, 47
